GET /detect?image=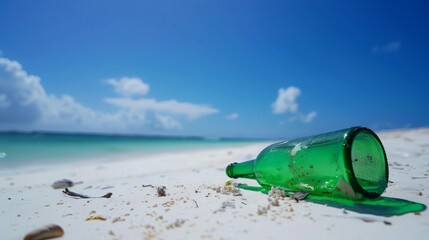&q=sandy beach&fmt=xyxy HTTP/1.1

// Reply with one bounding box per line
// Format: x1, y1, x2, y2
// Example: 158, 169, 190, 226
1, 128, 428, 240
